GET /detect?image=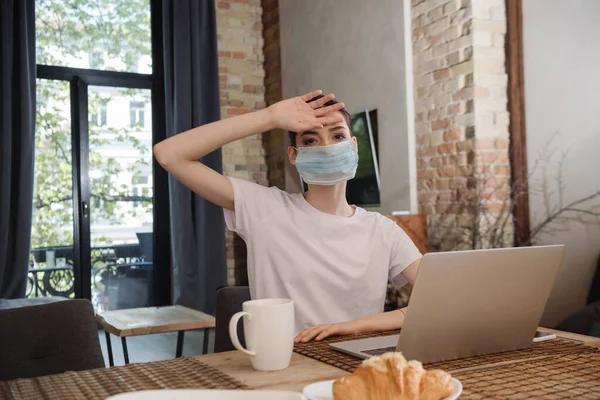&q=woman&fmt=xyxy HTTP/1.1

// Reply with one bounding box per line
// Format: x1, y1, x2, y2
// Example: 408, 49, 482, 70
154, 90, 422, 342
